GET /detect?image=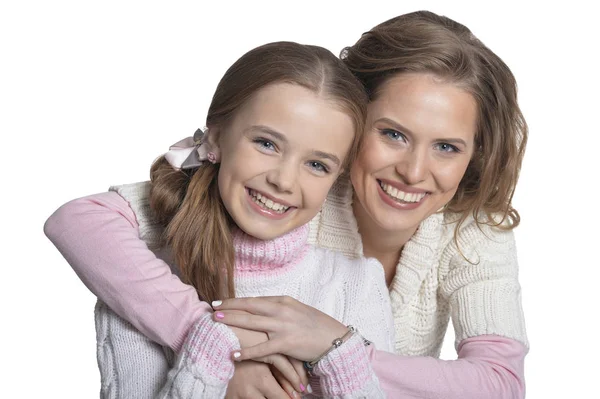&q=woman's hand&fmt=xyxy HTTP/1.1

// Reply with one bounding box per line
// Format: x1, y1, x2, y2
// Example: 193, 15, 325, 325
227, 312, 309, 395
213, 296, 348, 362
